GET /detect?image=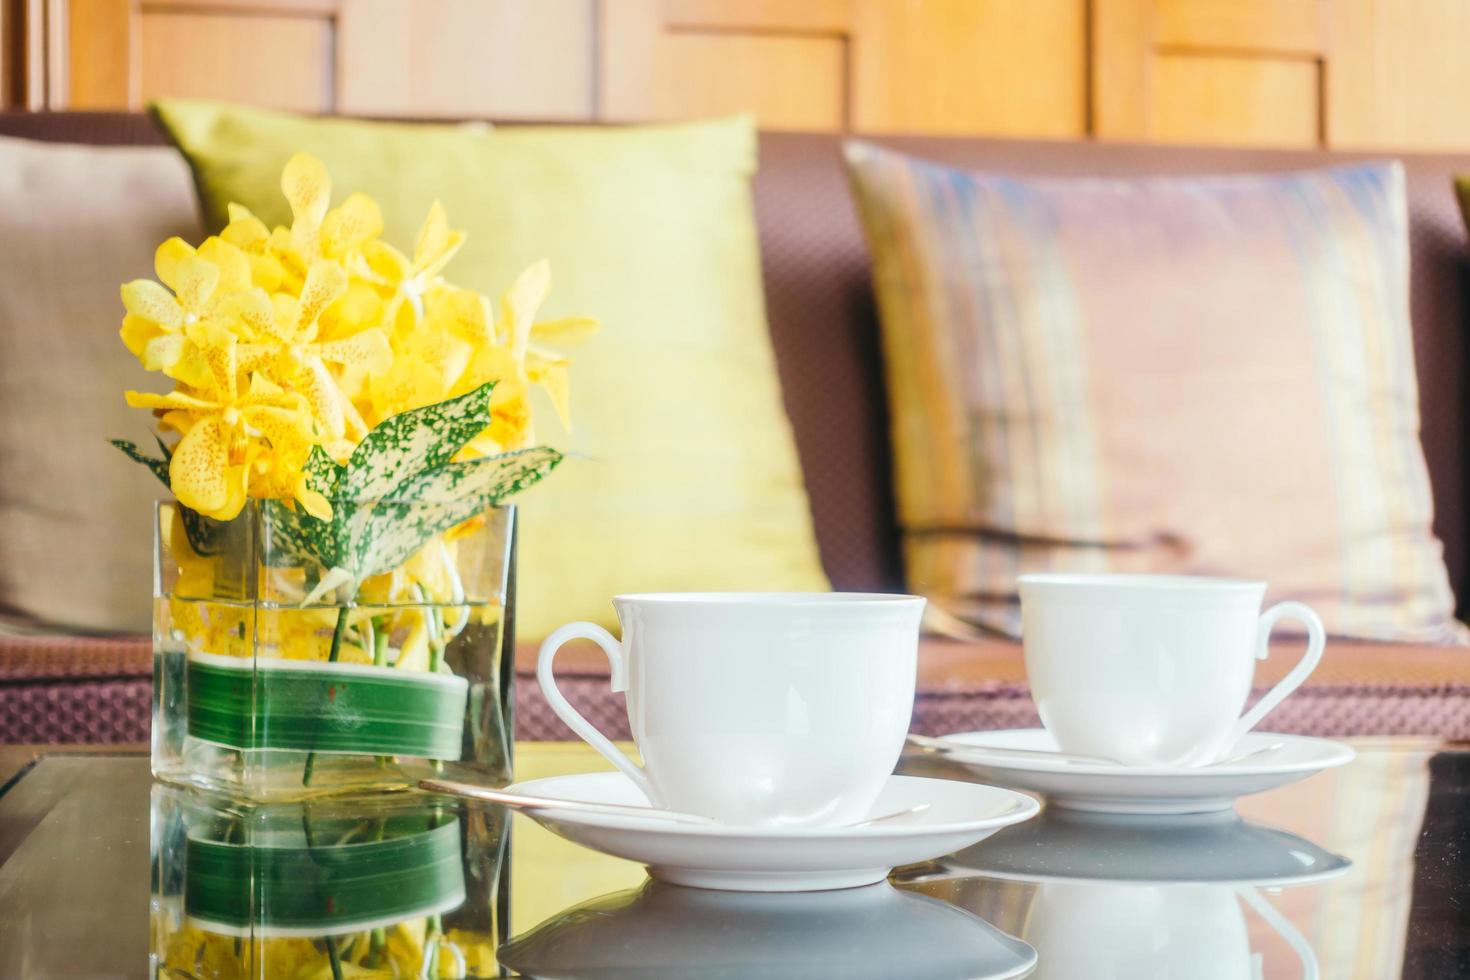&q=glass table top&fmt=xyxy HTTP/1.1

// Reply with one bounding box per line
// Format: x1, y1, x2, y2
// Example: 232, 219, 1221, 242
0, 738, 1465, 978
